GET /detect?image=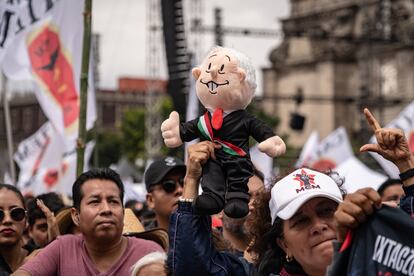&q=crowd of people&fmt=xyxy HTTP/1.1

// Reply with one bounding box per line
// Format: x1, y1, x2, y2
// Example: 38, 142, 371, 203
0, 107, 412, 276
